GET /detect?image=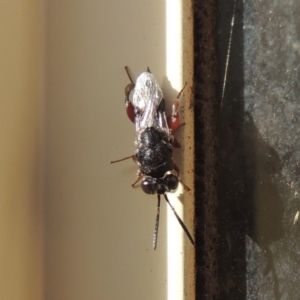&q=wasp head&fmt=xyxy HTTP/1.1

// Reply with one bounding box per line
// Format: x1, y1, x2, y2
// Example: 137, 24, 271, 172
141, 174, 178, 195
